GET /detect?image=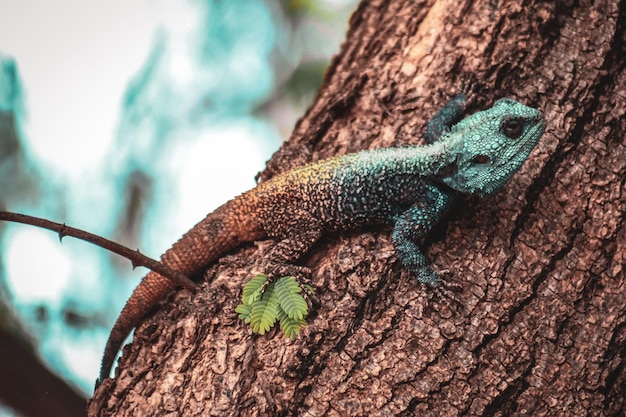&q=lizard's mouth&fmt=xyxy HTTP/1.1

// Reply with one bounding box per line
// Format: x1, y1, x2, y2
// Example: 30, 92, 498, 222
471, 155, 490, 164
